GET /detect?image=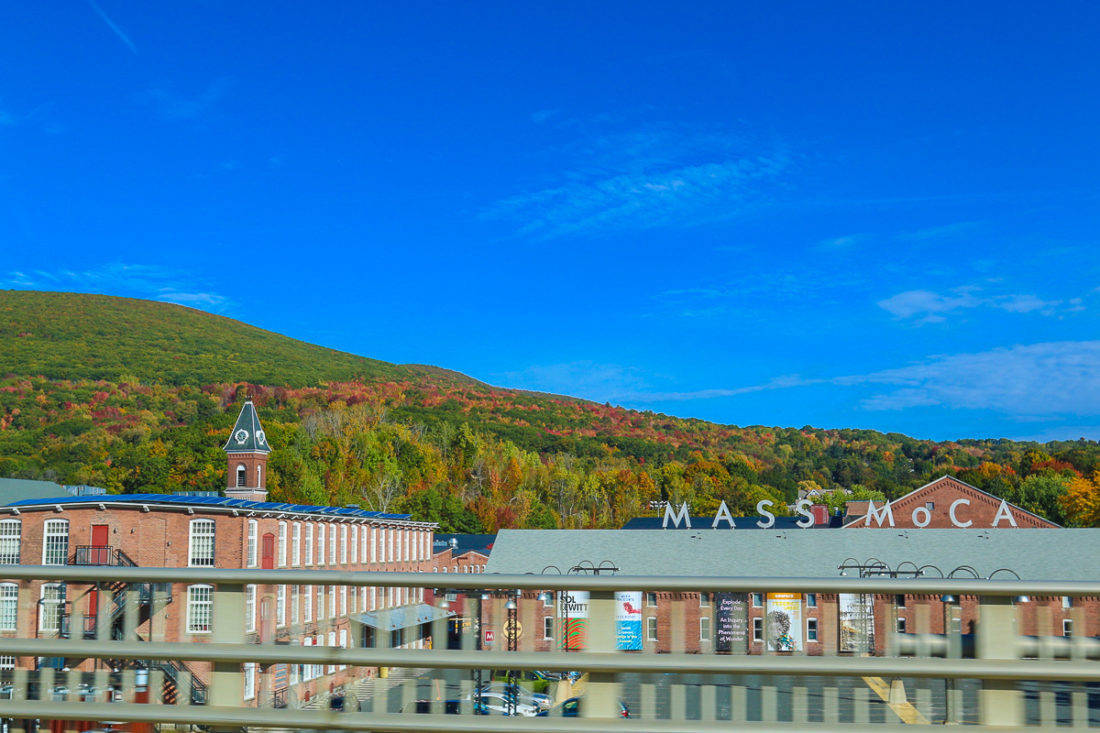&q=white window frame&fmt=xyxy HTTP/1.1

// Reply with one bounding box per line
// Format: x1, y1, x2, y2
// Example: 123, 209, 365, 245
807, 593, 818, 608
646, 616, 657, 642
39, 583, 65, 632
326, 631, 336, 674
317, 584, 325, 619
0, 583, 17, 632
245, 584, 256, 633
42, 519, 69, 566
350, 525, 358, 564
236, 463, 247, 488
291, 522, 301, 566
340, 585, 347, 616
317, 524, 325, 566
187, 584, 213, 634
371, 527, 377, 563
304, 523, 314, 566
543, 615, 553, 640
338, 628, 348, 670
188, 519, 216, 567
752, 617, 764, 642
277, 521, 287, 567
304, 586, 313, 623
328, 524, 336, 565
246, 519, 257, 568
0, 520, 21, 564
1063, 619, 1073, 637
243, 662, 256, 700
807, 617, 818, 642
700, 616, 711, 641
340, 525, 348, 564
276, 584, 287, 627
328, 585, 336, 618
291, 585, 300, 625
